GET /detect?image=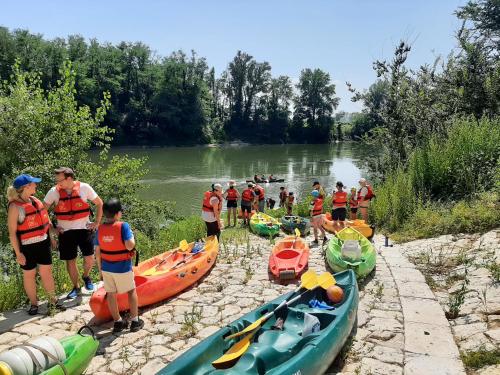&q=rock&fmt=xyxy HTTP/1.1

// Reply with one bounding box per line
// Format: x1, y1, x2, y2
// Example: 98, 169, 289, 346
484, 329, 500, 343
459, 332, 496, 352
108, 355, 146, 374
477, 364, 500, 375
196, 325, 220, 339
404, 321, 460, 358
221, 305, 241, 320
366, 331, 404, 350
452, 322, 488, 341
12, 323, 53, 337
365, 317, 403, 333
366, 345, 404, 366
136, 358, 168, 374
360, 357, 403, 375
487, 314, 500, 328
